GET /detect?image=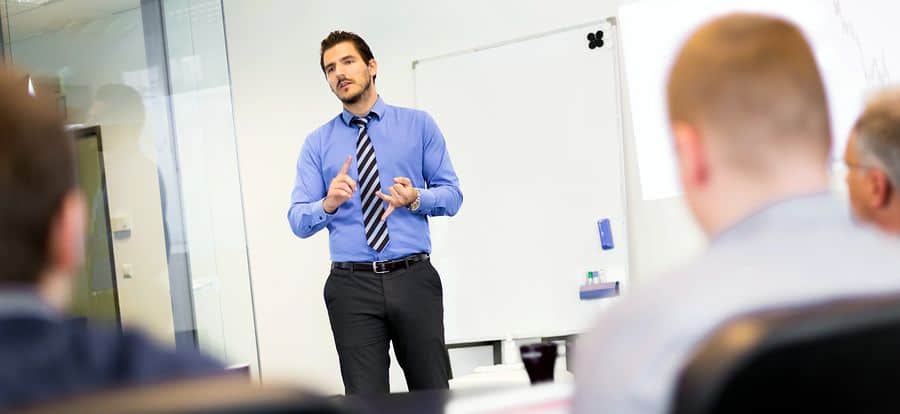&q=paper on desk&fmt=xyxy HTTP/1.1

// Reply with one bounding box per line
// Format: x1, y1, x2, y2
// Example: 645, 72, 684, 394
446, 382, 572, 414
